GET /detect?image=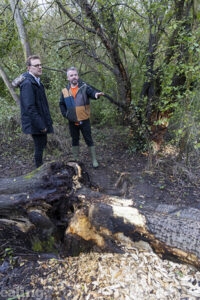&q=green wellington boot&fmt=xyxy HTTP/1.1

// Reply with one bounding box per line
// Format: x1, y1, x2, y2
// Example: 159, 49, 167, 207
89, 146, 99, 168
72, 146, 79, 161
